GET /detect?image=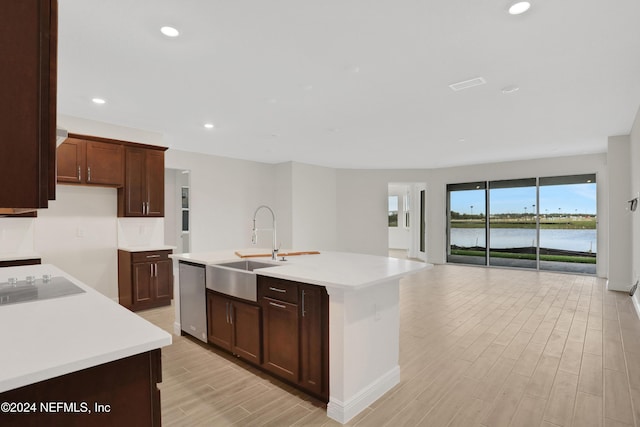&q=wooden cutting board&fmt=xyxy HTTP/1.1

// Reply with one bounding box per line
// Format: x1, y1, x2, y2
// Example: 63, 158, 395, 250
234, 250, 320, 258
